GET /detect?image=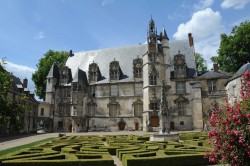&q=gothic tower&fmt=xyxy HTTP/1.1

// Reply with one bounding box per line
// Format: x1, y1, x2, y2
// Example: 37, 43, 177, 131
143, 18, 169, 131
